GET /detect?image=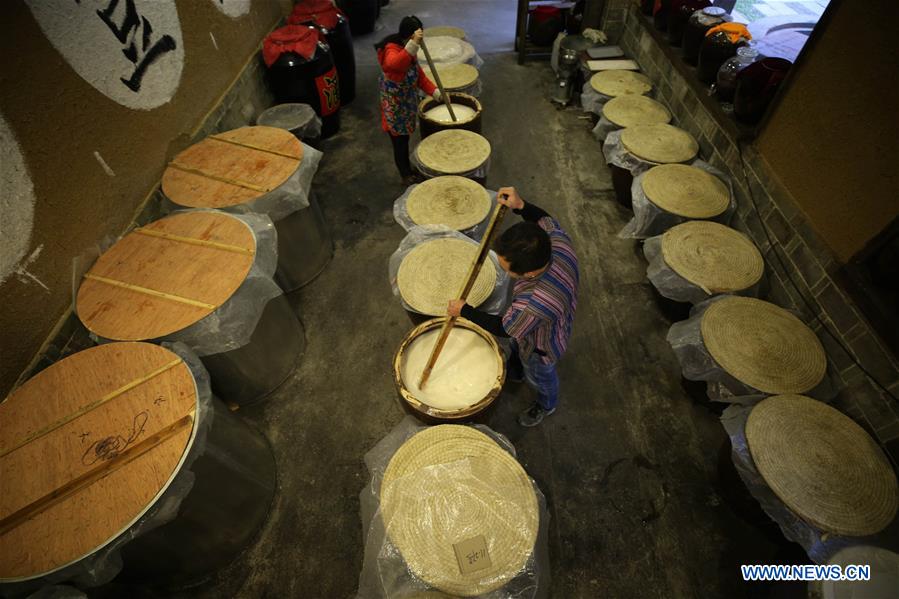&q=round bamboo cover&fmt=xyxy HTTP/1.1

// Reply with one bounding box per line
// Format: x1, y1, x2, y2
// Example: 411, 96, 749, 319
621, 124, 698, 164
380, 425, 538, 596
407, 176, 492, 231
661, 222, 764, 294
700, 297, 827, 394
589, 70, 652, 97
642, 164, 730, 218
746, 395, 899, 536
424, 26, 467, 39
602, 95, 671, 128
397, 238, 497, 315
422, 63, 479, 90
0, 342, 198, 580
162, 125, 303, 209
76, 211, 256, 341
417, 130, 491, 175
